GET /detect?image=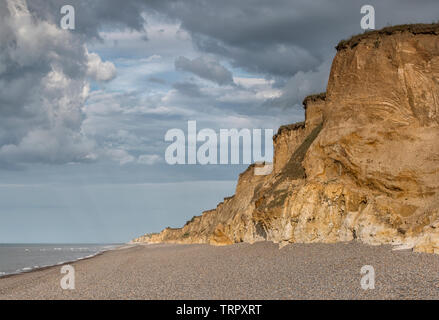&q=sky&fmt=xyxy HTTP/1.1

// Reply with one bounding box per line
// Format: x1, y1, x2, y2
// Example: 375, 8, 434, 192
0, 0, 438, 243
